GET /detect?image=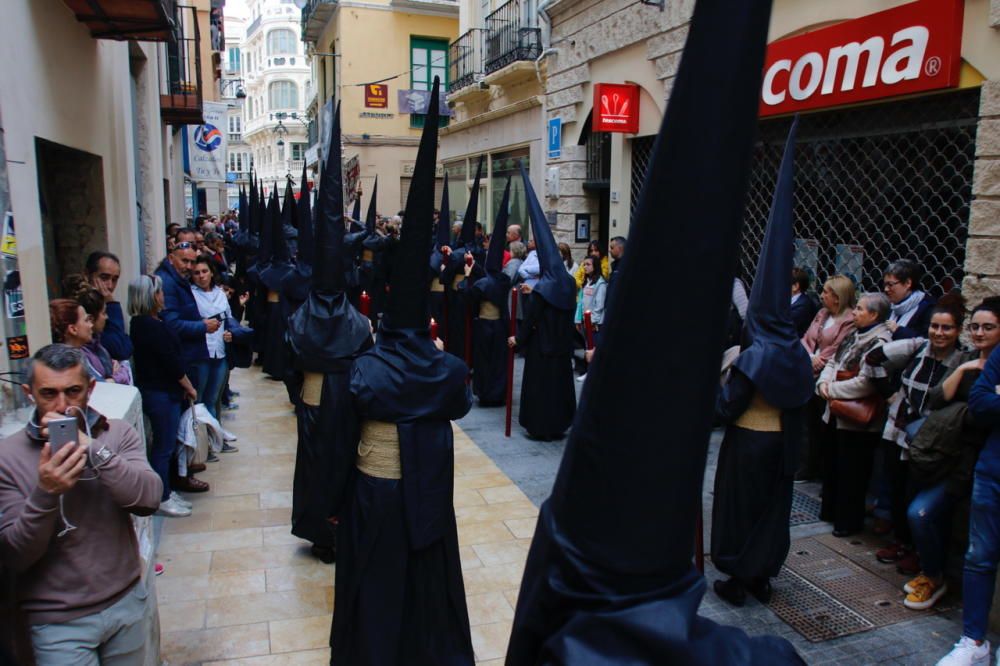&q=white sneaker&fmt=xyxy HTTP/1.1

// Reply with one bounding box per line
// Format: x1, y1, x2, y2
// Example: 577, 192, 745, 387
157, 497, 192, 517
169, 491, 193, 509
936, 637, 990, 666
223, 430, 238, 442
